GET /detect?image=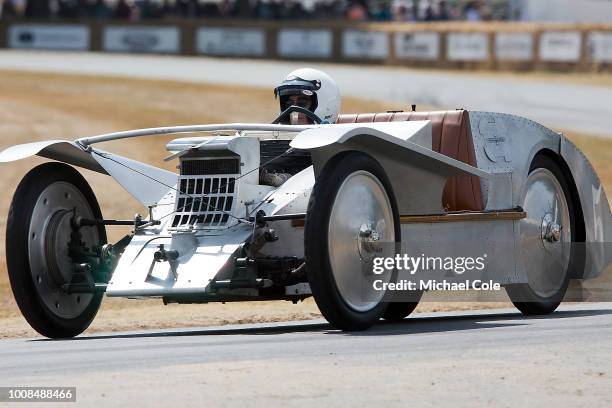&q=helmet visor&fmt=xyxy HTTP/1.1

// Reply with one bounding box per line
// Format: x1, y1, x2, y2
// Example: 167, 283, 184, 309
274, 76, 320, 113
279, 90, 315, 111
